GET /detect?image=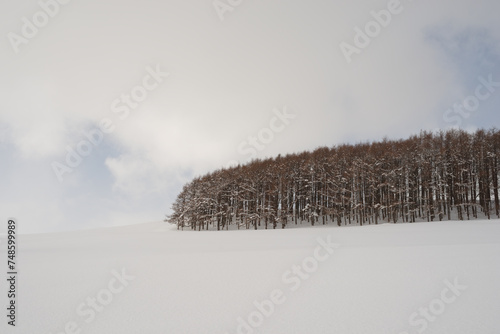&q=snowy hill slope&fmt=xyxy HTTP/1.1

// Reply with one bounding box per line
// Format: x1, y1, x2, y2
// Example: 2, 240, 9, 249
1, 220, 499, 334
